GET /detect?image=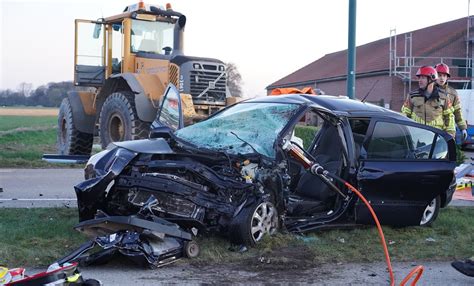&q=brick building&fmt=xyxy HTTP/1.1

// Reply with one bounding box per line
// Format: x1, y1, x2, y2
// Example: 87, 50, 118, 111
266, 17, 474, 112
